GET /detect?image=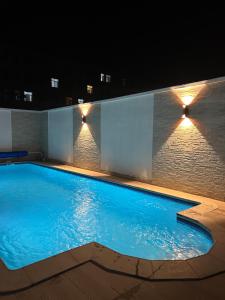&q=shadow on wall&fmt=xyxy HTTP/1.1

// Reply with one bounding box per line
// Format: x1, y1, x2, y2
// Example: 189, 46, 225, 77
73, 103, 101, 170
191, 82, 225, 163
152, 81, 225, 200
